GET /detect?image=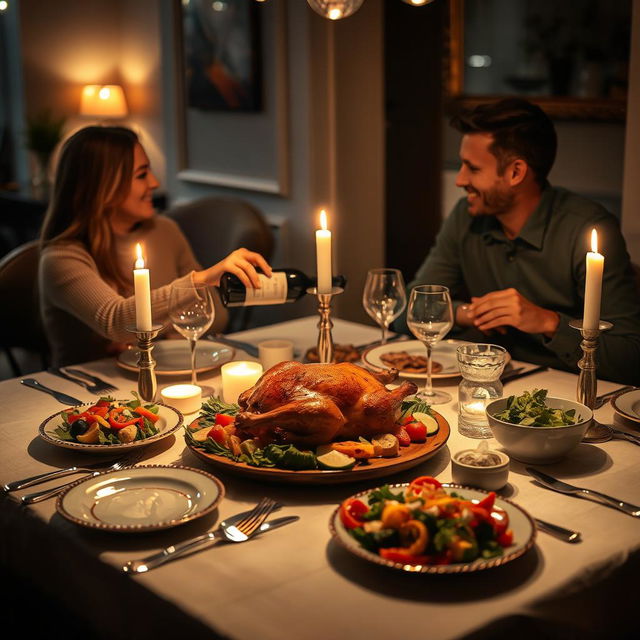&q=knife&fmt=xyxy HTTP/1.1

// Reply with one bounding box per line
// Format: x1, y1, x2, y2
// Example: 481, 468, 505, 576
208, 334, 259, 358
526, 467, 640, 517
501, 364, 548, 384
20, 378, 82, 406
533, 517, 581, 543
